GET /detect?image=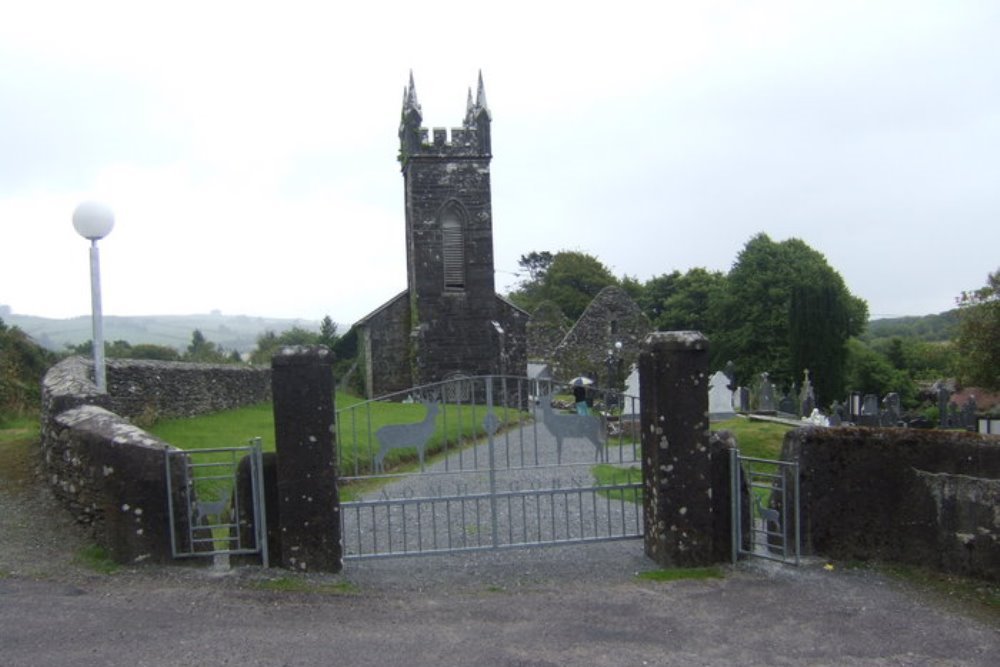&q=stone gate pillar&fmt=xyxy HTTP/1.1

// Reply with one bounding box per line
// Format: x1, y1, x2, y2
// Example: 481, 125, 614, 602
639, 331, 716, 567
271, 345, 341, 572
